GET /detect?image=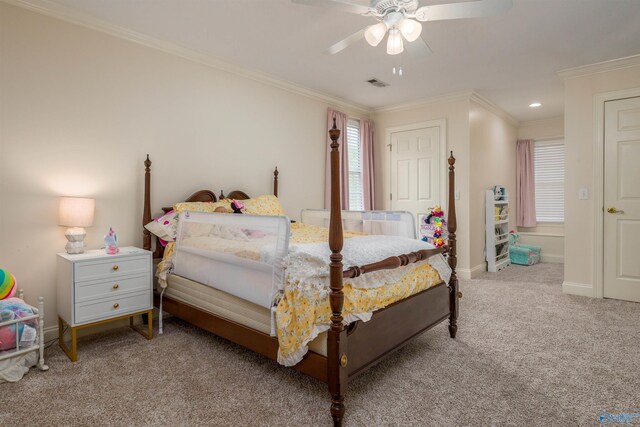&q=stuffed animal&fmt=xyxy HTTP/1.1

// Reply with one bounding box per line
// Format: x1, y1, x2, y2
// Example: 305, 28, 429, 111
0, 268, 17, 300
230, 199, 245, 214
0, 298, 36, 351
